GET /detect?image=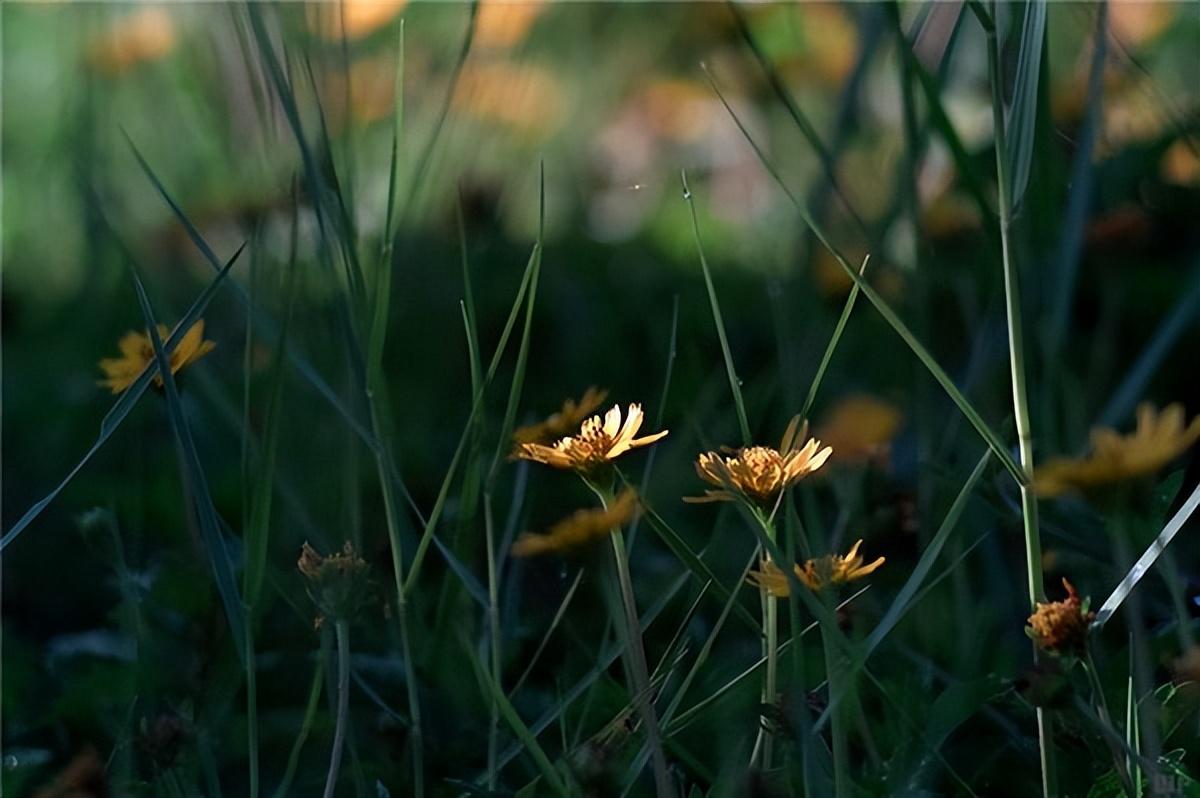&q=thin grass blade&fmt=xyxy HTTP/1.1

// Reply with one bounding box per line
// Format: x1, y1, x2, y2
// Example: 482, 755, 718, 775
128, 263, 247, 664
1093, 480, 1200, 629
